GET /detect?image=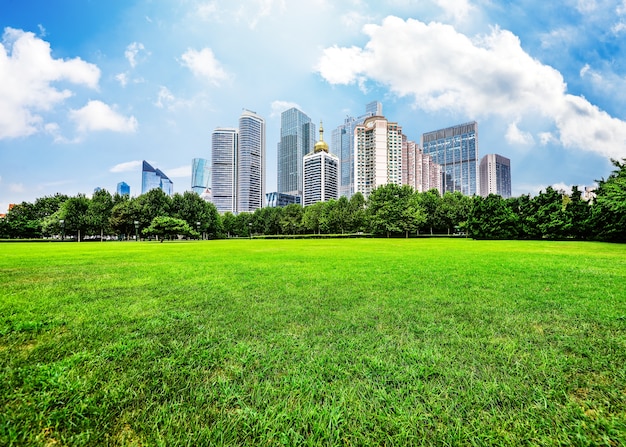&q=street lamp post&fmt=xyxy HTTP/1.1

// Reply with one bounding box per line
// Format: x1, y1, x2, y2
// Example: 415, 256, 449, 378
134, 221, 139, 241
196, 221, 201, 240
59, 219, 65, 241
248, 222, 252, 239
